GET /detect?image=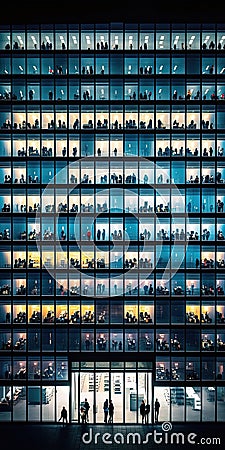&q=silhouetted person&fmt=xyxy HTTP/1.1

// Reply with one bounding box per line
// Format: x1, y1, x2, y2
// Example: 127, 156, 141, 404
108, 400, 114, 423
84, 398, 90, 422
85, 337, 90, 350
59, 406, 68, 426
140, 399, 146, 424
145, 403, 150, 423
154, 399, 160, 423
103, 399, 109, 423
80, 405, 86, 423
